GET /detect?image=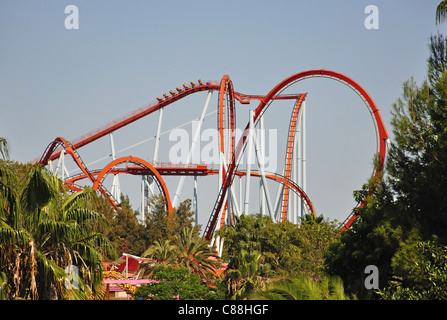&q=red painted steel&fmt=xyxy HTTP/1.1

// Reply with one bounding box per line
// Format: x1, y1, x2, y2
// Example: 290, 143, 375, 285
34, 79, 299, 165
92, 156, 174, 215
204, 69, 389, 239
280, 94, 307, 222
